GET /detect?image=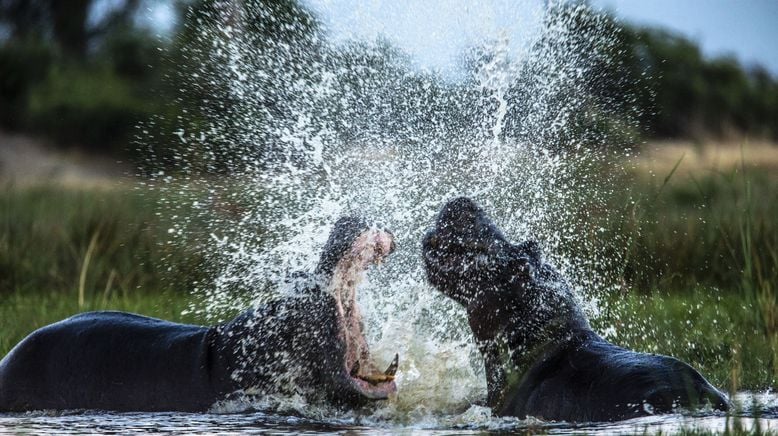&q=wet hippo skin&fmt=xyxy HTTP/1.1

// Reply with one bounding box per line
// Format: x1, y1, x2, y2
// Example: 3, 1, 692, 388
422, 197, 730, 422
0, 216, 398, 412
